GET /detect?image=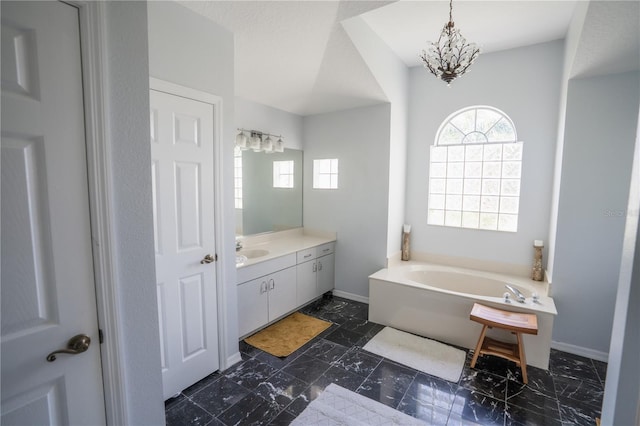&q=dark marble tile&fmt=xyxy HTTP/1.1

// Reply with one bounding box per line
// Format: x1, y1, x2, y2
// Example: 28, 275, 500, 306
468, 350, 516, 379
190, 377, 250, 416
254, 370, 308, 410
316, 310, 350, 325
267, 409, 296, 426
339, 317, 383, 336
312, 365, 366, 392
396, 398, 450, 426
323, 327, 365, 347
460, 368, 508, 401
205, 417, 226, 426
183, 371, 222, 397
165, 393, 188, 411
254, 348, 304, 370
506, 403, 562, 426
506, 379, 559, 416
303, 339, 349, 363
449, 388, 505, 426
558, 398, 601, 426
554, 375, 604, 407
217, 392, 281, 426
397, 374, 457, 424
506, 366, 556, 398
592, 359, 607, 385
356, 360, 417, 409
165, 399, 213, 426
239, 341, 261, 358
281, 354, 331, 384
223, 358, 278, 390
284, 383, 324, 416
549, 349, 600, 384
332, 347, 382, 377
